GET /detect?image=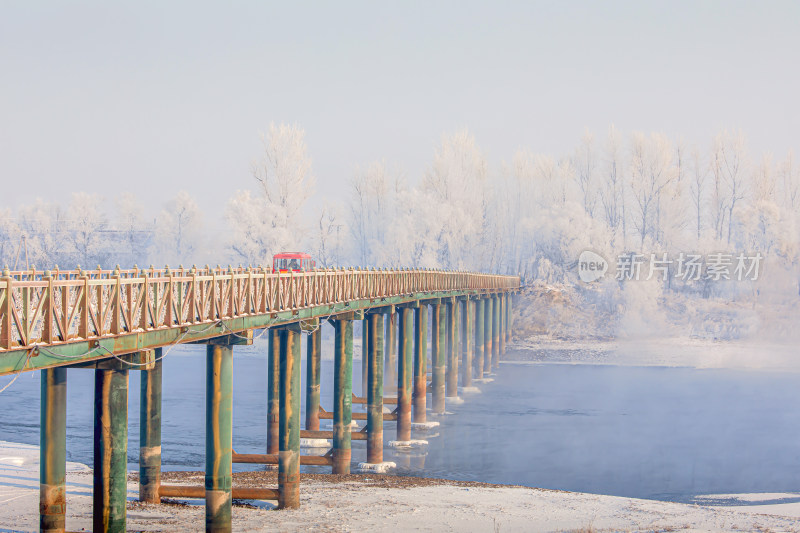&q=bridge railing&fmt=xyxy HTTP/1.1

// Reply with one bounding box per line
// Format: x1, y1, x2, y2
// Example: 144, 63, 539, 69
0, 267, 519, 351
